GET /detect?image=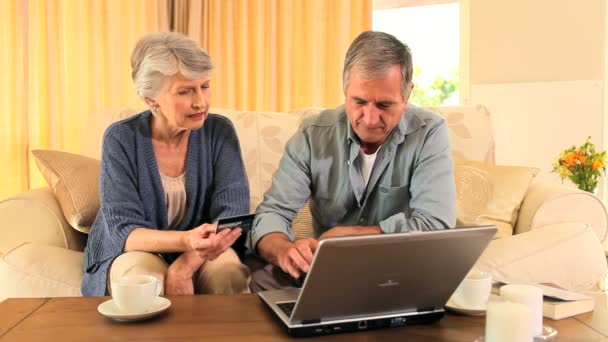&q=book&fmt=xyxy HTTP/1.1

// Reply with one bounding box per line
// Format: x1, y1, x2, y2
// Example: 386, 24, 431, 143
542, 296, 594, 320
491, 275, 594, 320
